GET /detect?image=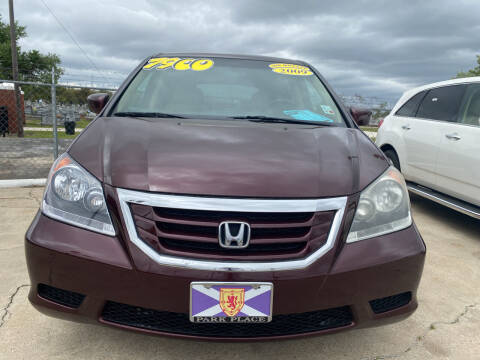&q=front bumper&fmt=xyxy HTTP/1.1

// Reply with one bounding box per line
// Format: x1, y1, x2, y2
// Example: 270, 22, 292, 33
25, 211, 426, 341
